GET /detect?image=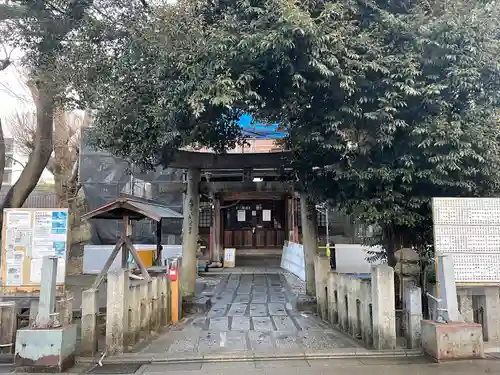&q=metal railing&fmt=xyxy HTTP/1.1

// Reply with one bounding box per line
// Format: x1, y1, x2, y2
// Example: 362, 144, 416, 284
426, 292, 448, 323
